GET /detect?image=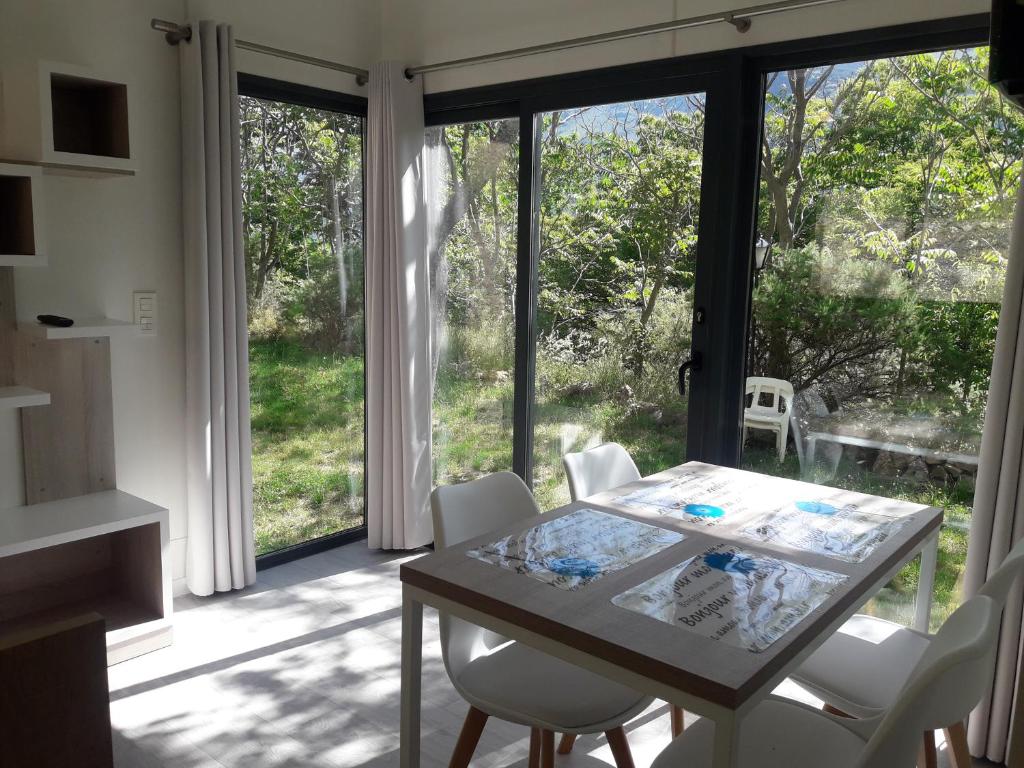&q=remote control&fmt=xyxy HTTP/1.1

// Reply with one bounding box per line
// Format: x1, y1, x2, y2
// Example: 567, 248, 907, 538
37, 314, 74, 328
